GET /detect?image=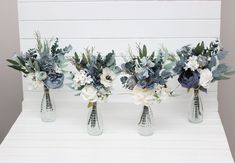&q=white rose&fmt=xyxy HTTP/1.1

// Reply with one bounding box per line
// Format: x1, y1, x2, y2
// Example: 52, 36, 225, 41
184, 56, 199, 71
100, 68, 116, 88
132, 86, 155, 106
199, 68, 213, 89
81, 85, 98, 102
